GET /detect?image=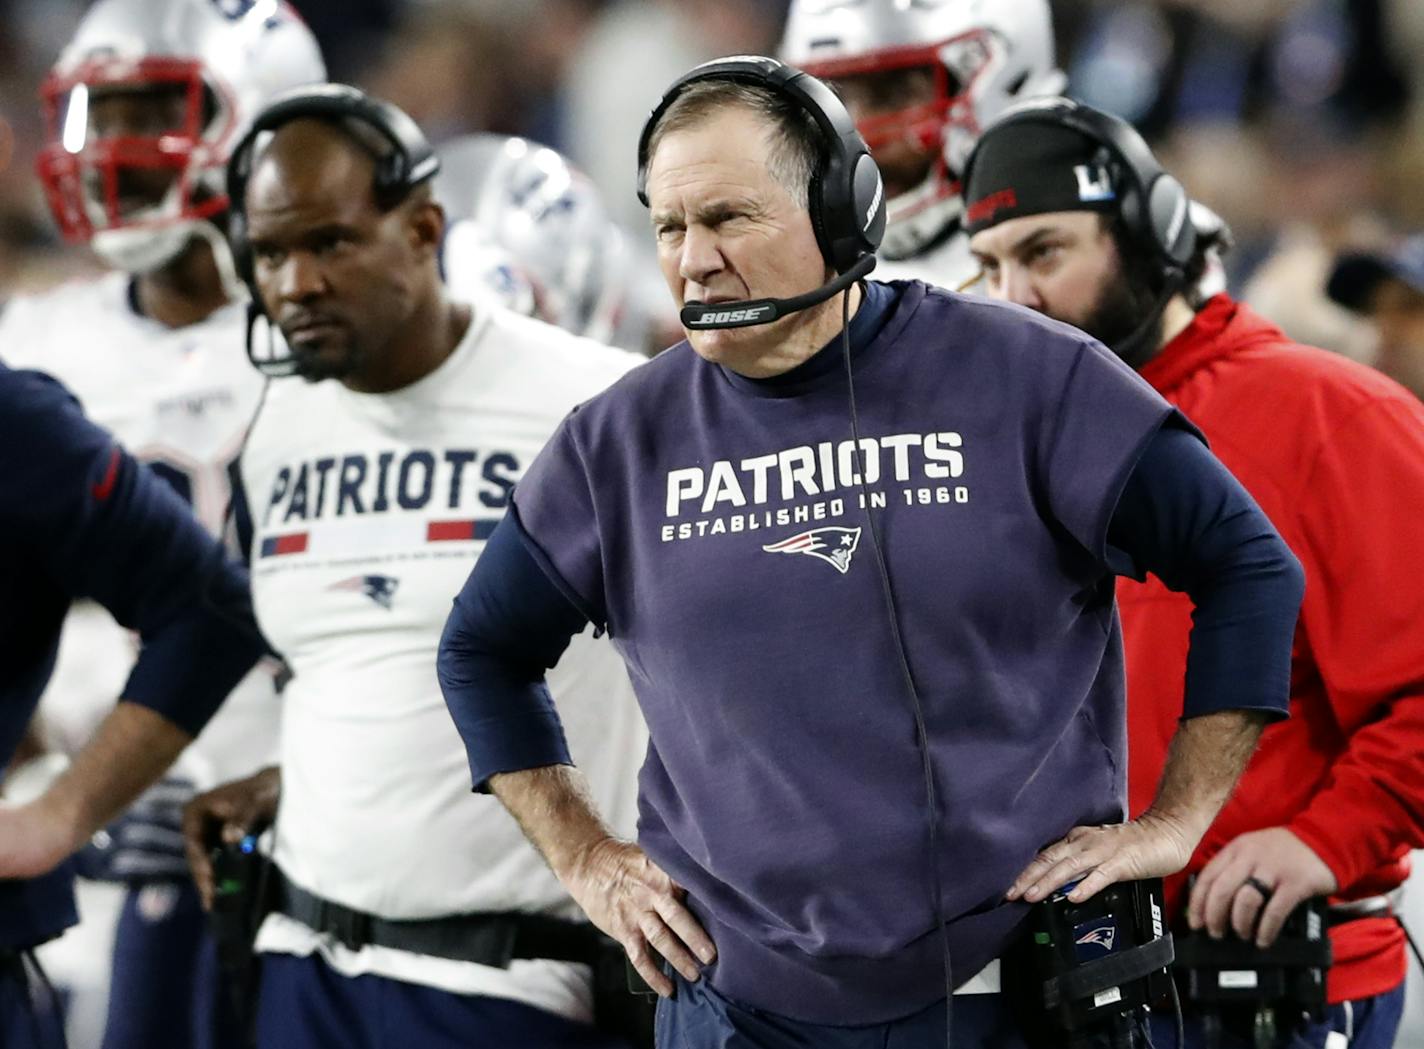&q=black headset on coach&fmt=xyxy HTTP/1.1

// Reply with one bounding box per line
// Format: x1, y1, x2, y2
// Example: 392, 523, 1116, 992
960, 97, 1223, 369
635, 56, 886, 331
224, 83, 441, 377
